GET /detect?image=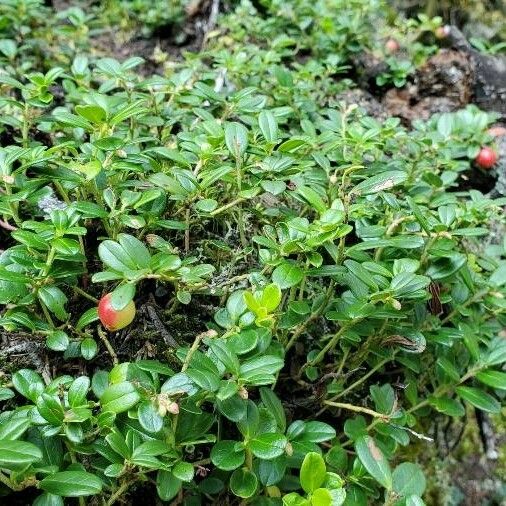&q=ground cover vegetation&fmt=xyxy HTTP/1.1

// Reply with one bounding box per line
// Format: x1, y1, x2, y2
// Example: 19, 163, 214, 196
0, 0, 505, 504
